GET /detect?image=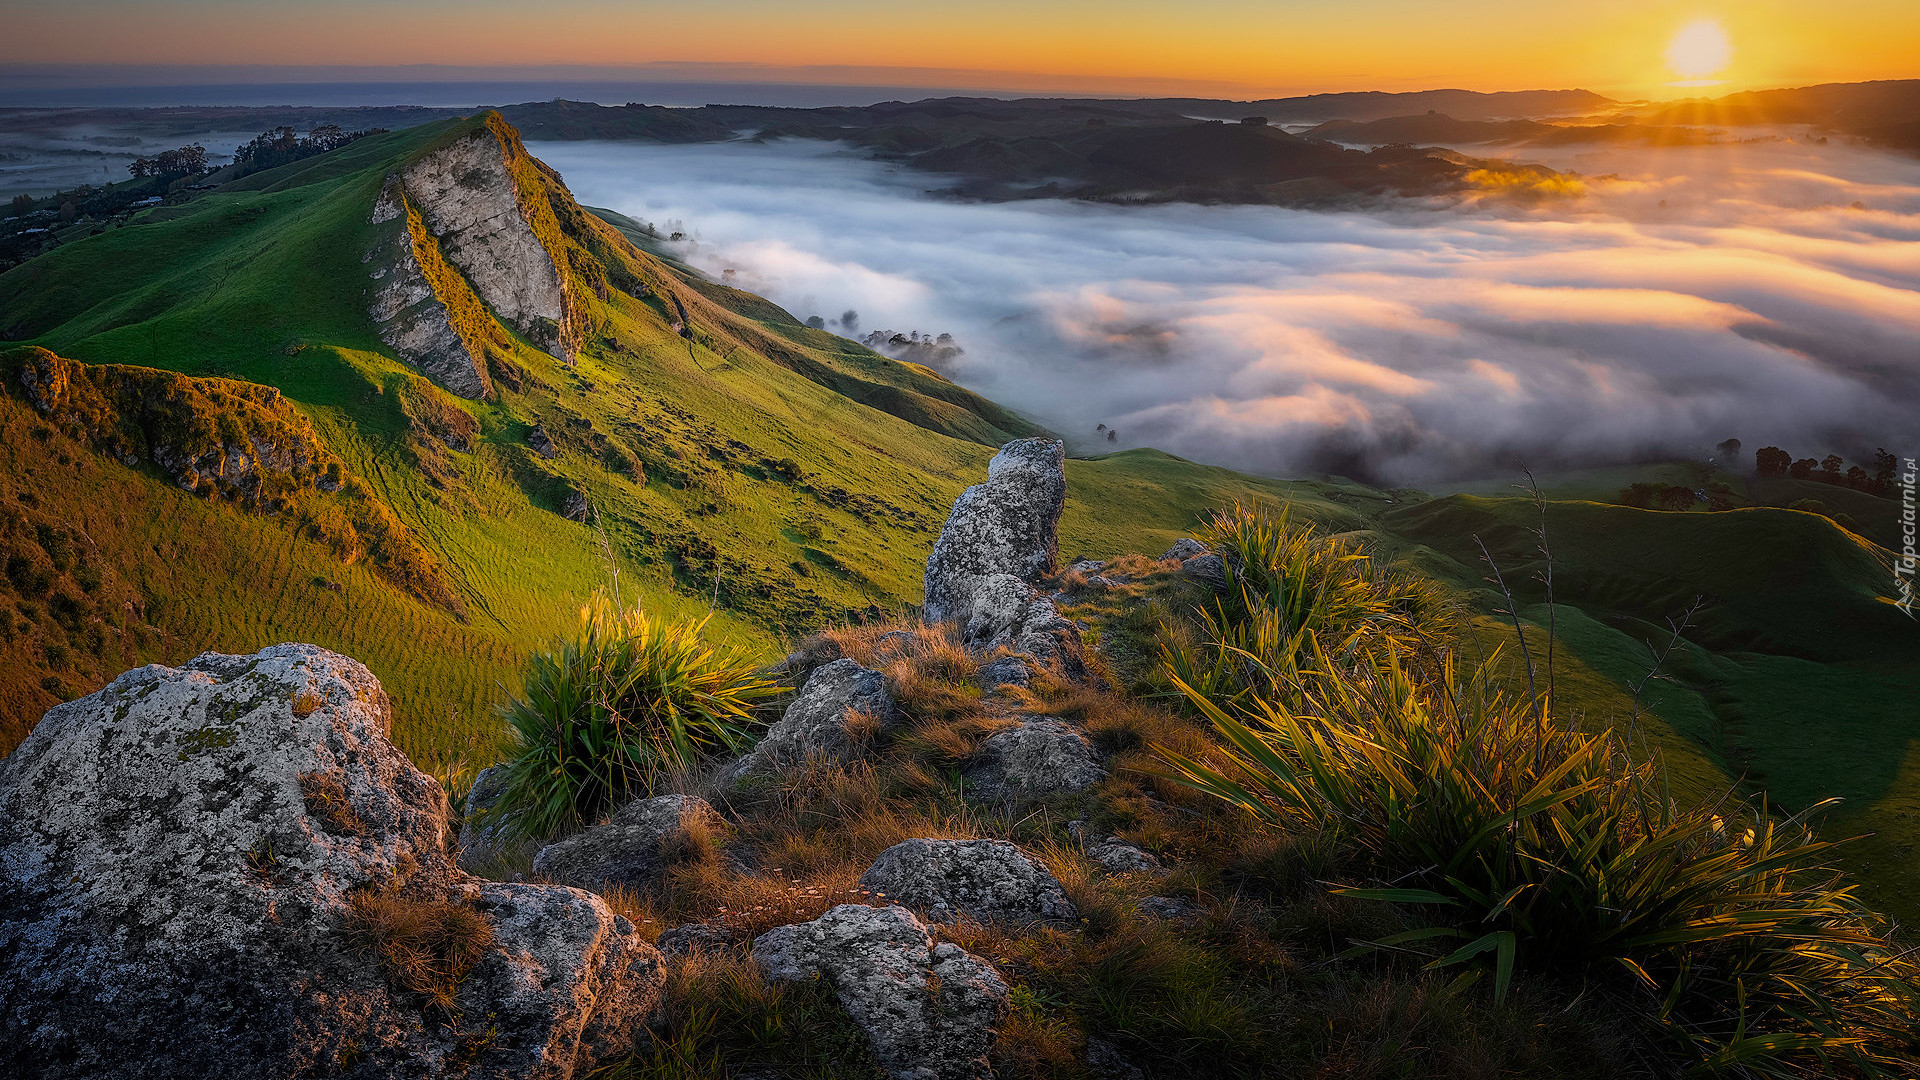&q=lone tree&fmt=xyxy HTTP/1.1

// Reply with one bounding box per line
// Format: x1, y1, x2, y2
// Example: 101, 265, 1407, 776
1754, 446, 1790, 476
840, 309, 859, 333
1714, 437, 1741, 461
1789, 457, 1818, 480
